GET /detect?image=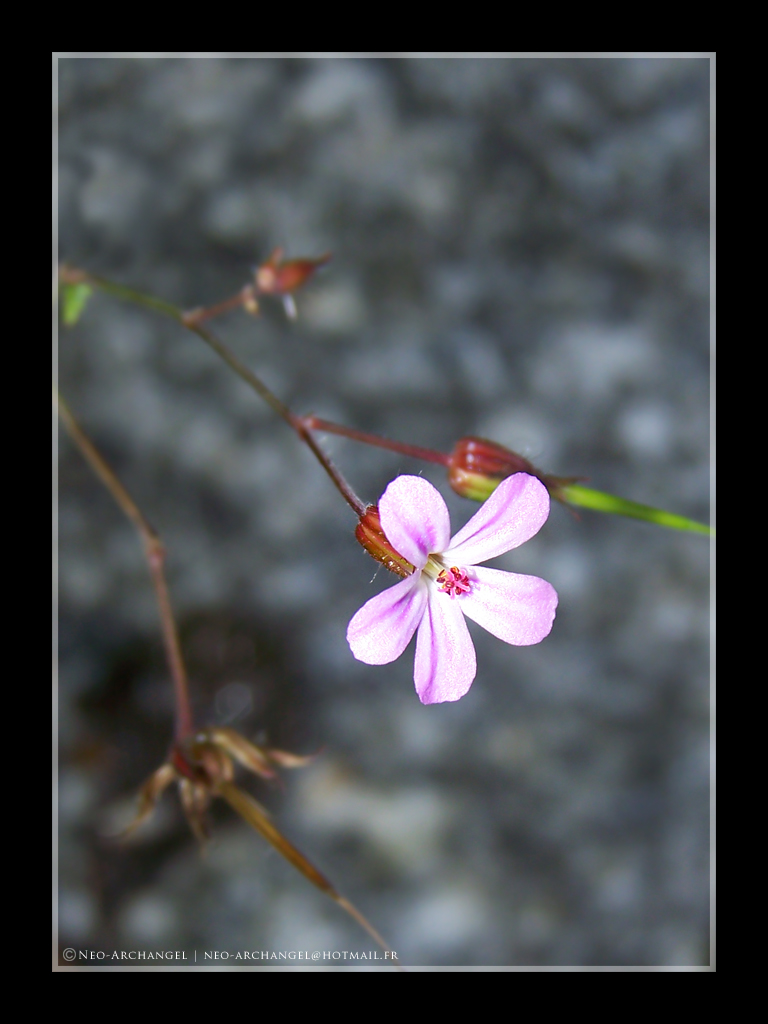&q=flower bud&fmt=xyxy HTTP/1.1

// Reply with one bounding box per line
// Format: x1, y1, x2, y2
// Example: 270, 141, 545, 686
448, 437, 542, 502
355, 505, 416, 578
255, 247, 332, 295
